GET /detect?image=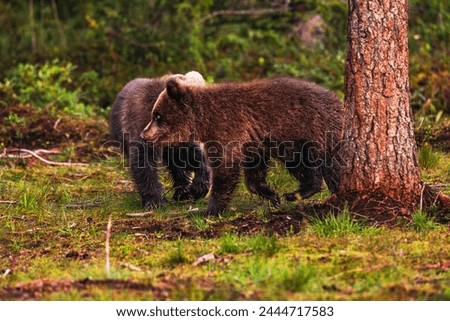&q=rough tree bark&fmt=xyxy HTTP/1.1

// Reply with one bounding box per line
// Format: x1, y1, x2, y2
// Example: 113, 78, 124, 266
338, 0, 422, 222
